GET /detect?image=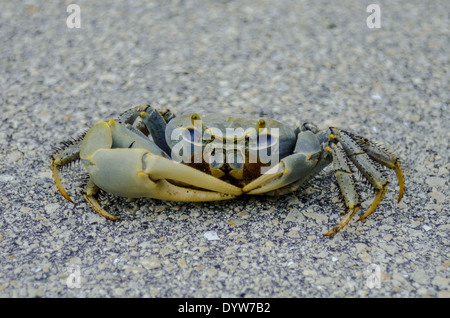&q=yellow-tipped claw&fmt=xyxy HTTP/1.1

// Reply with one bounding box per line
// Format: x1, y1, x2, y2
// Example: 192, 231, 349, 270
83, 194, 120, 221
324, 206, 360, 237
50, 158, 74, 203
358, 184, 388, 222
394, 161, 405, 203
